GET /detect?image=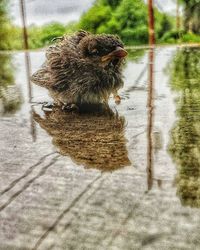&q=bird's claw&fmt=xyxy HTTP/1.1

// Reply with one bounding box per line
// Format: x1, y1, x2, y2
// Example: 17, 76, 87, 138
114, 95, 121, 105
62, 104, 79, 112
42, 102, 55, 111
